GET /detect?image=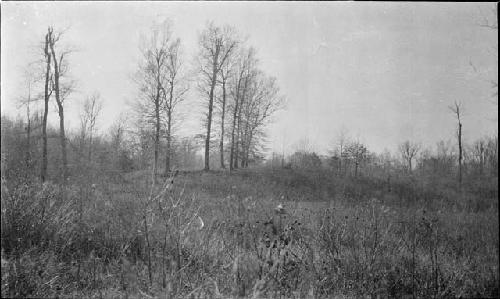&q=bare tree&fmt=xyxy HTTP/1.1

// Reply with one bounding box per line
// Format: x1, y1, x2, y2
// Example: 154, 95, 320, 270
81, 93, 103, 164
134, 21, 175, 182
134, 26, 185, 278
162, 38, 187, 175
17, 67, 41, 171
109, 113, 127, 151
41, 27, 54, 182
239, 73, 283, 167
449, 101, 464, 186
107, 113, 131, 171
217, 58, 234, 169
399, 140, 421, 173
229, 47, 257, 170
197, 22, 238, 171
471, 137, 487, 176
485, 135, 498, 176
234, 67, 250, 170
330, 127, 349, 176
48, 26, 75, 183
